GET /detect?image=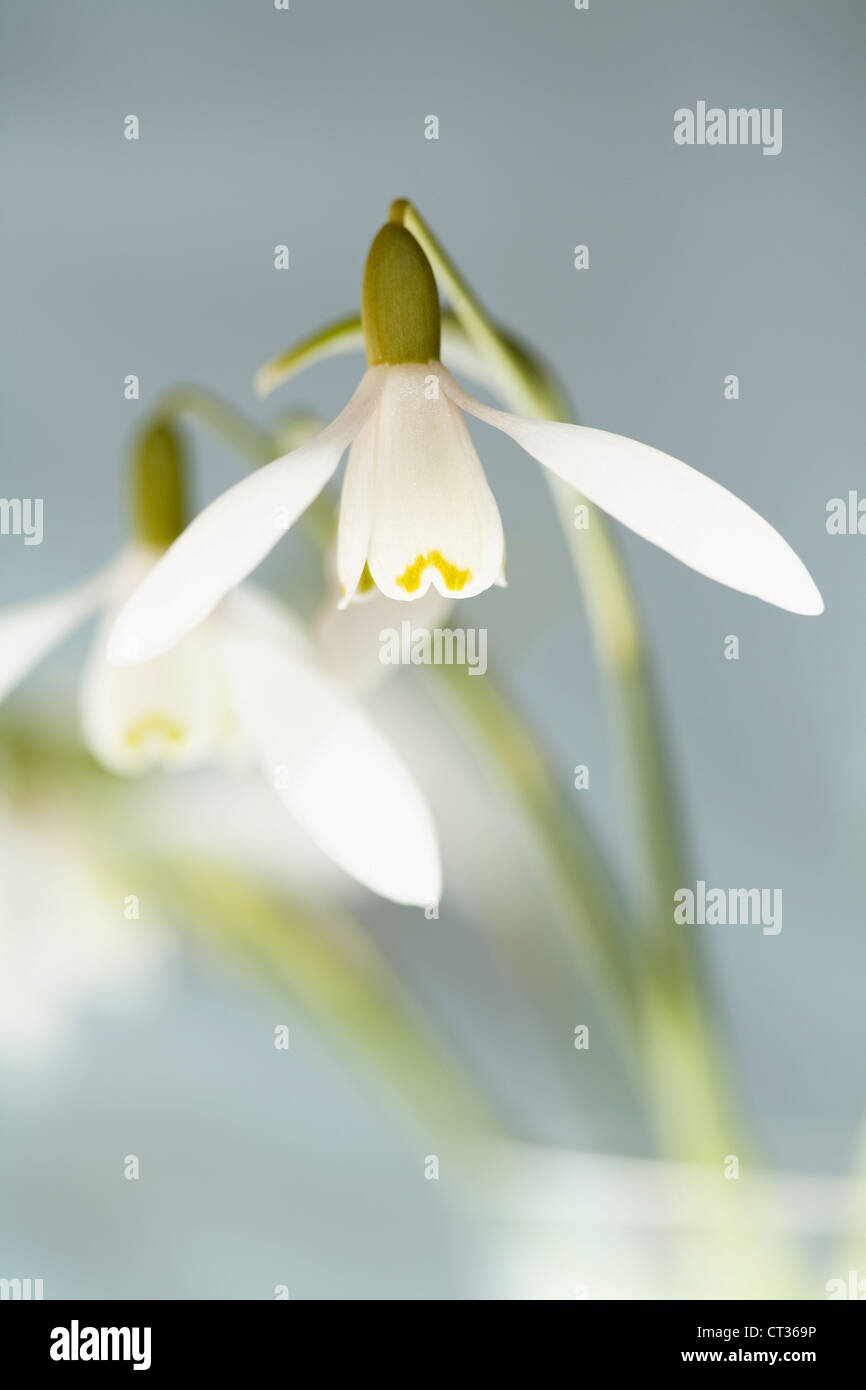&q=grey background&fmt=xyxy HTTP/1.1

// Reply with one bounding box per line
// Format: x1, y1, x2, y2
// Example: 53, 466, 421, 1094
2, 0, 864, 1297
